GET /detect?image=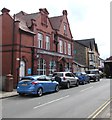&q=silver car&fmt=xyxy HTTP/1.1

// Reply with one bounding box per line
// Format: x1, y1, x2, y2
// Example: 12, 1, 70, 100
52, 72, 79, 88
